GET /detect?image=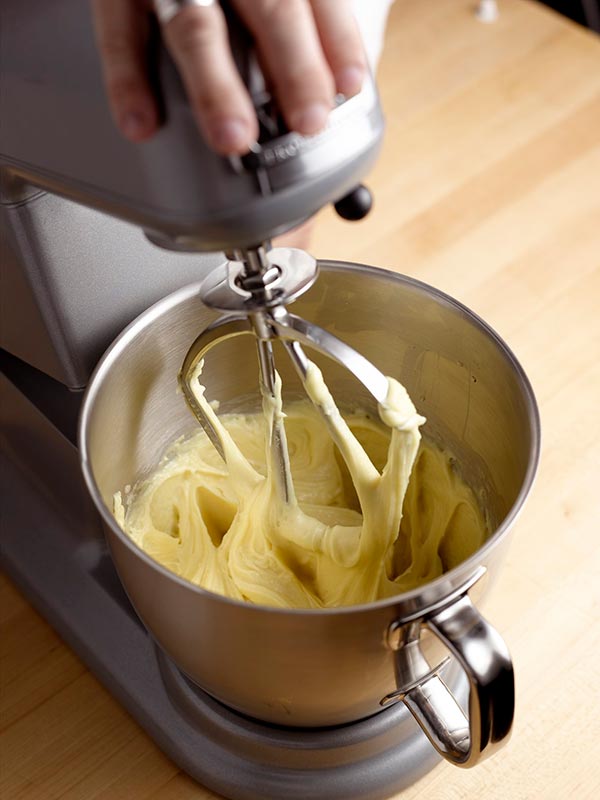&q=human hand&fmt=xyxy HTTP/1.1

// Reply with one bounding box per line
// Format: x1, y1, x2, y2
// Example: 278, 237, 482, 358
91, 0, 367, 155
